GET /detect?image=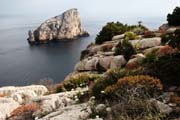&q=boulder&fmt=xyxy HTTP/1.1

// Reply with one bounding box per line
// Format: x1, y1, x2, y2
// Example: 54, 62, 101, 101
75, 55, 127, 72
10, 90, 38, 104
0, 98, 19, 119
27, 9, 89, 44
159, 23, 169, 31
33, 87, 88, 118
130, 37, 161, 49
150, 99, 173, 115
112, 34, 125, 41
0, 85, 48, 104
126, 54, 145, 69
38, 103, 89, 120
143, 46, 164, 55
